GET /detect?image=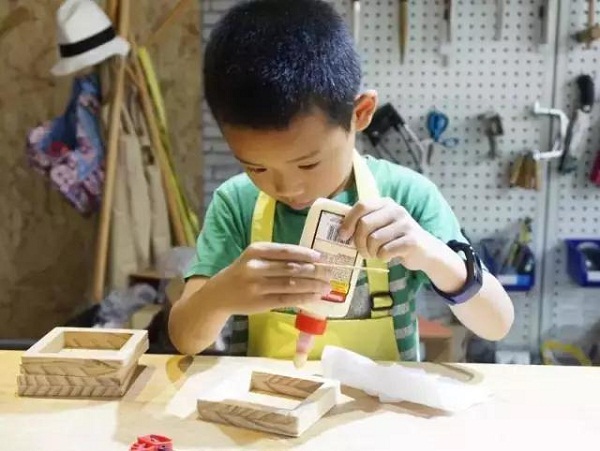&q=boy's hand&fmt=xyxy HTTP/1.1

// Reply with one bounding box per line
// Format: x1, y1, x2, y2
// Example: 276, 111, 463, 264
338, 198, 442, 271
214, 242, 332, 315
